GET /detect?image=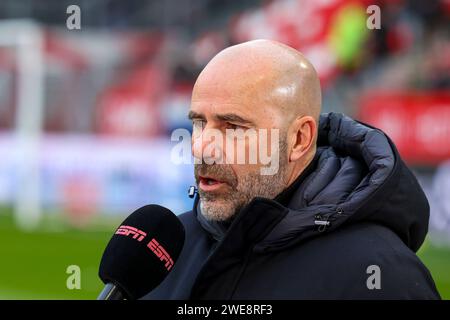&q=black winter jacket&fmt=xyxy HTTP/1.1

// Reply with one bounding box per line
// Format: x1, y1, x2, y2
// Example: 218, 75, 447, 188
144, 113, 441, 300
